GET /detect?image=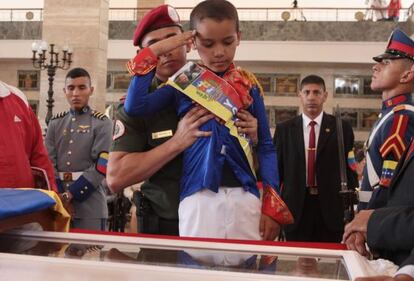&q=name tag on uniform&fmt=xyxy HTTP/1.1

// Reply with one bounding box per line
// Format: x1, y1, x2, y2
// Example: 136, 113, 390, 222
152, 130, 173, 139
